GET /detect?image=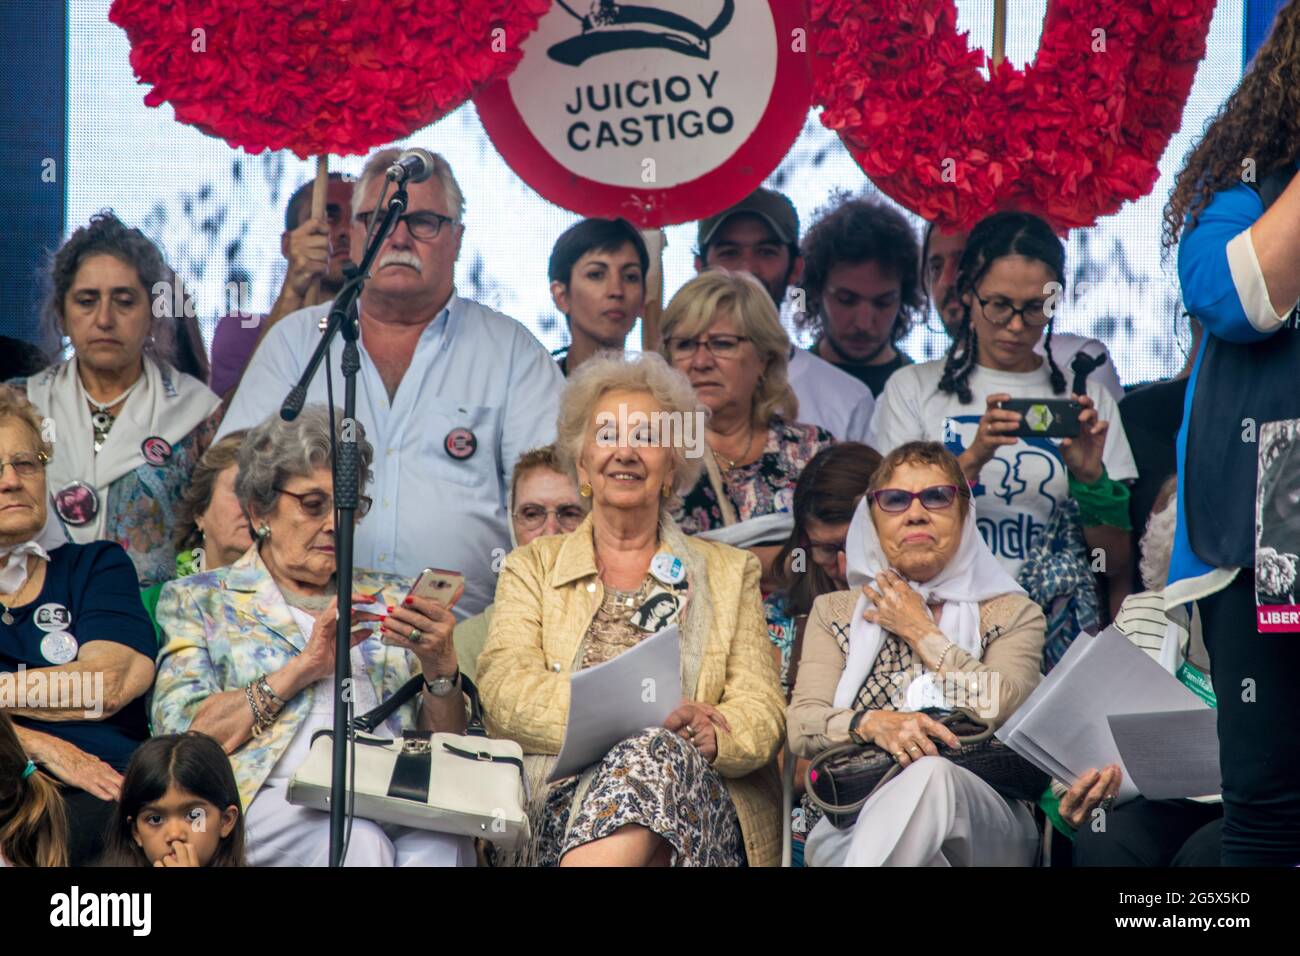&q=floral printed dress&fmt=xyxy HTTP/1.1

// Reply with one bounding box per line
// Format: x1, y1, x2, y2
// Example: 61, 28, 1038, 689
674, 415, 834, 534
528, 584, 746, 867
